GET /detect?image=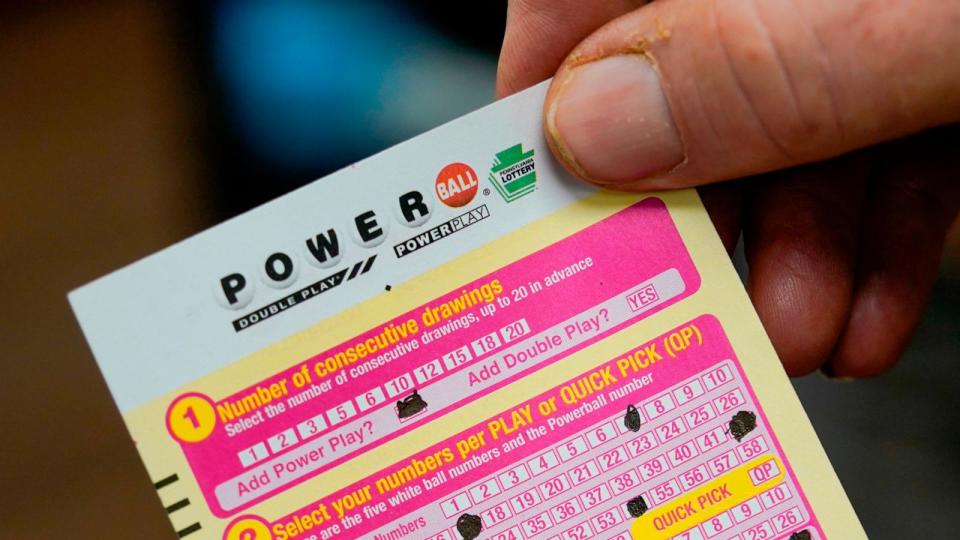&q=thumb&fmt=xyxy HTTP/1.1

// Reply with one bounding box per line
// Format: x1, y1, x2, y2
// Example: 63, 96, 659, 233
544, 0, 960, 188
